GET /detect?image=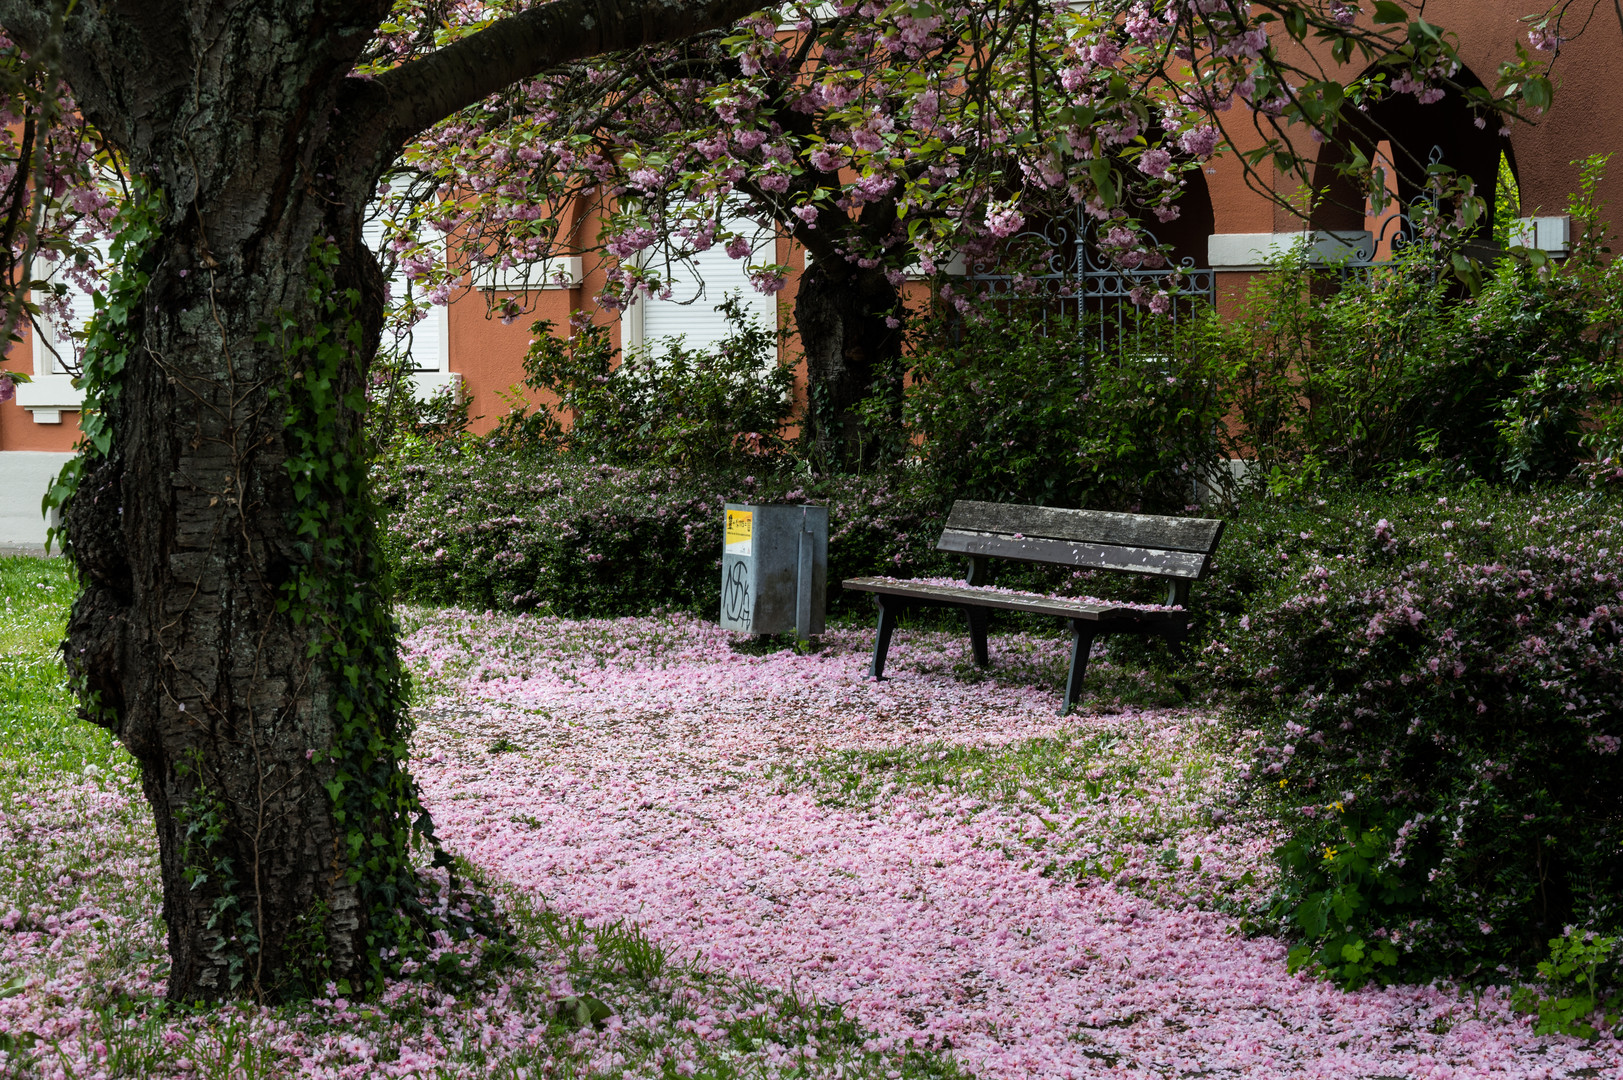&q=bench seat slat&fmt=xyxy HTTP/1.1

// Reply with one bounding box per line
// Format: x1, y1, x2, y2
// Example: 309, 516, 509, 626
936, 529, 1210, 579
945, 500, 1224, 555
843, 576, 1188, 625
